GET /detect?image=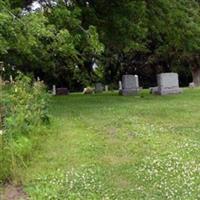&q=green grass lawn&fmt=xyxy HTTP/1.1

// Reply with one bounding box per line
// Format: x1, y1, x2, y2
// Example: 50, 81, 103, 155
21, 89, 200, 199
